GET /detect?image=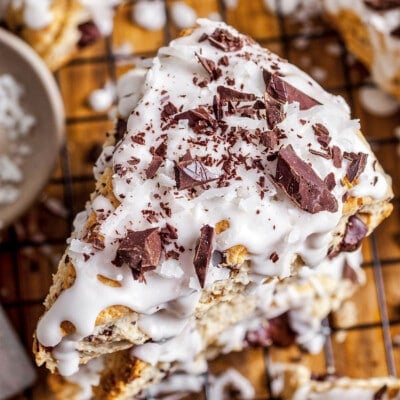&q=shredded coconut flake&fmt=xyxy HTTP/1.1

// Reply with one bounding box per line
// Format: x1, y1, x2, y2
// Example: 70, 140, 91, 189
0, 74, 35, 206
170, 1, 197, 29
132, 0, 166, 31
87, 81, 116, 112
